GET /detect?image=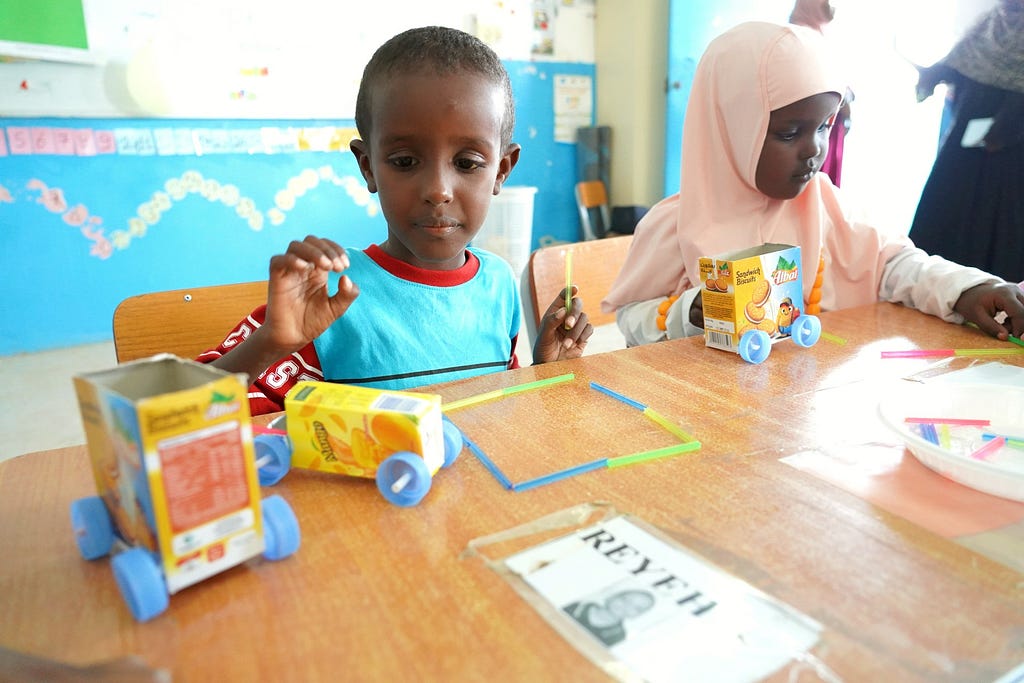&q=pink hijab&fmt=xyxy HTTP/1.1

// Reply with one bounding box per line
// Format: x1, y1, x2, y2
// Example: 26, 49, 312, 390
603, 22, 910, 314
